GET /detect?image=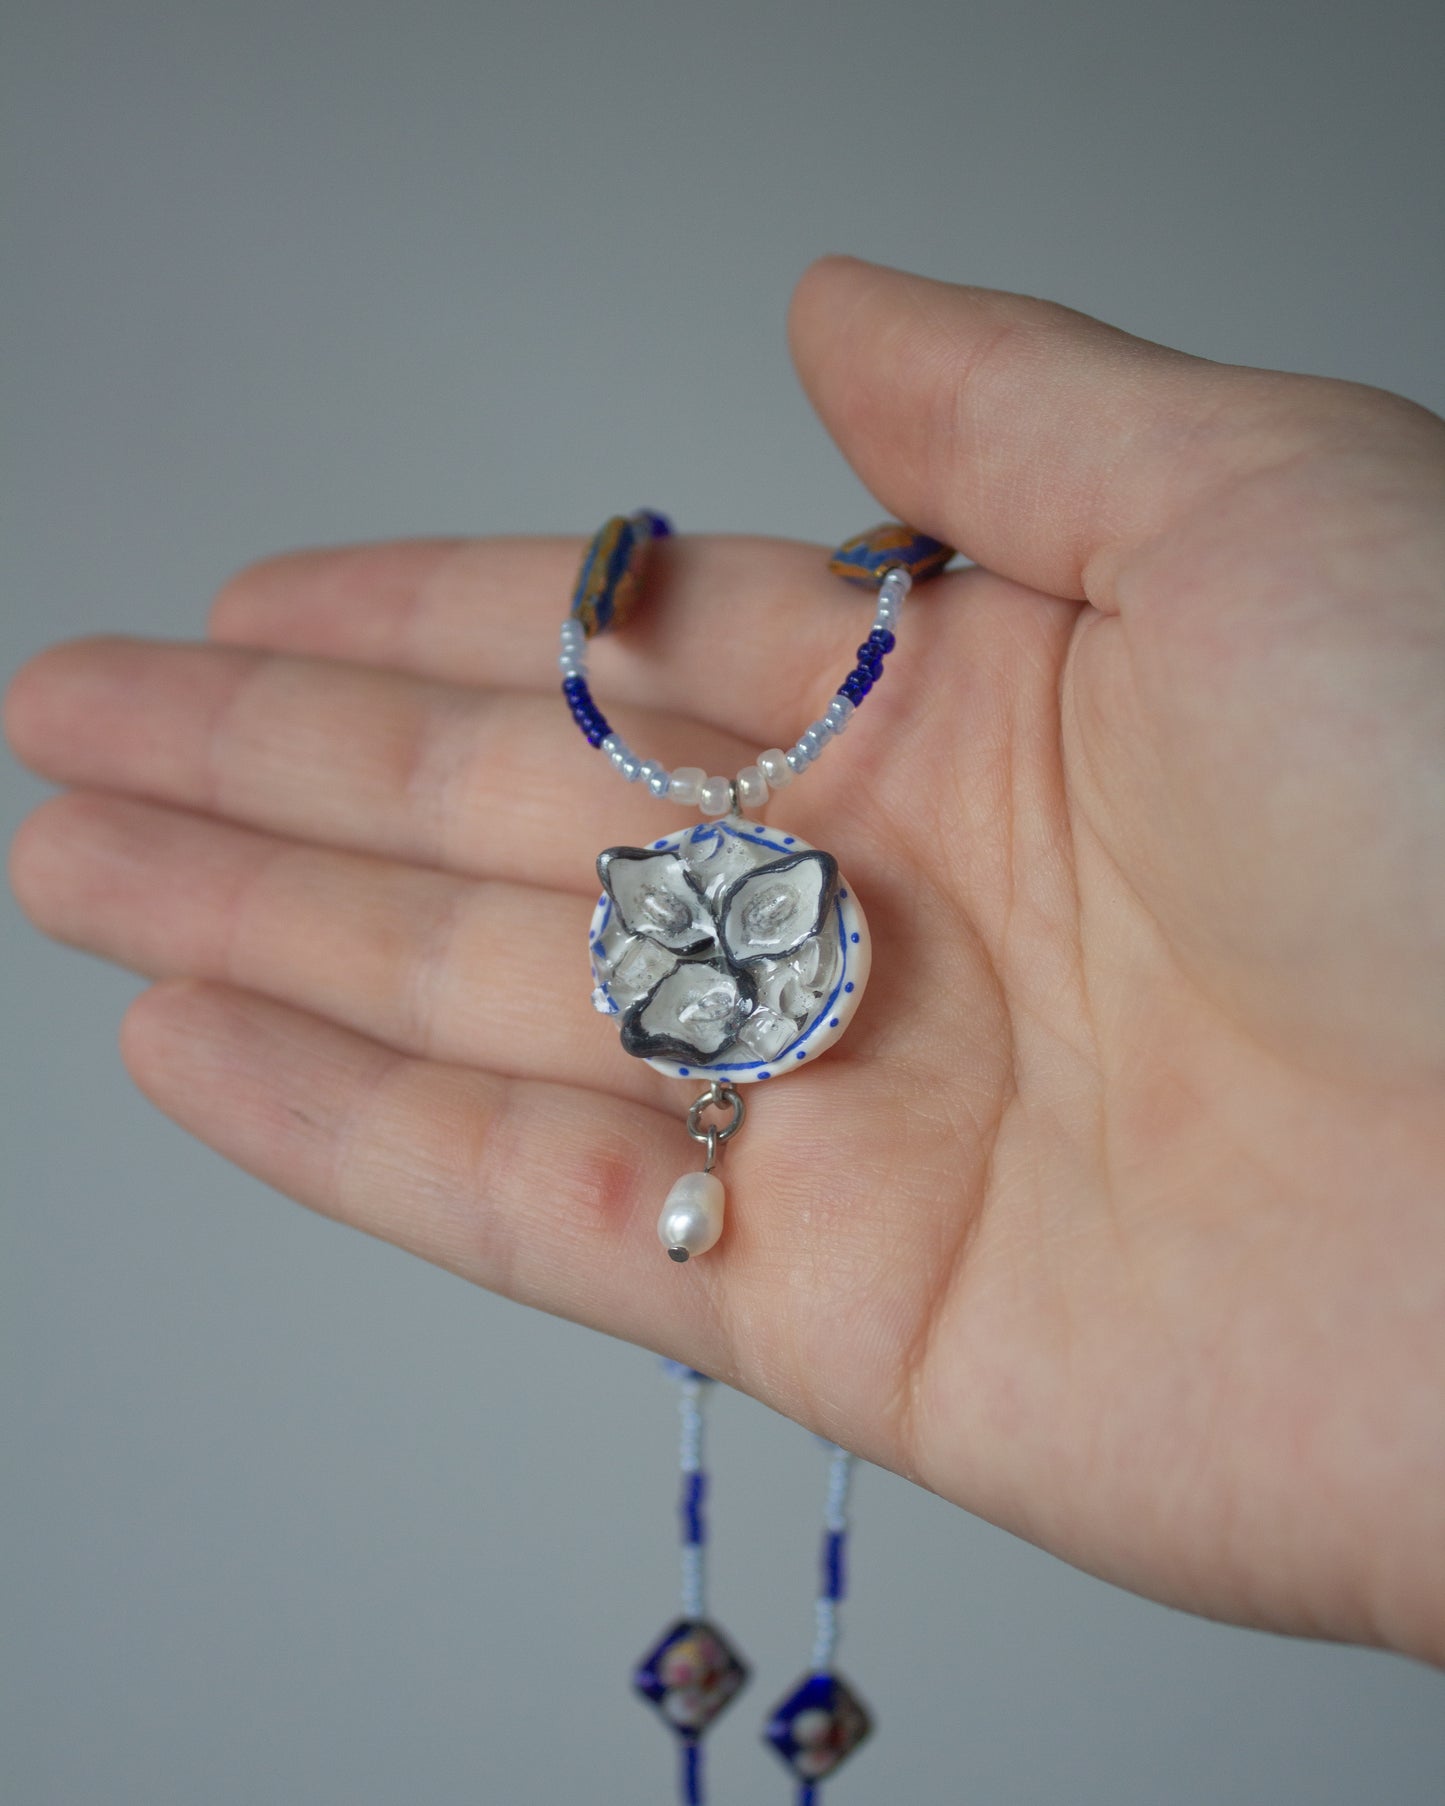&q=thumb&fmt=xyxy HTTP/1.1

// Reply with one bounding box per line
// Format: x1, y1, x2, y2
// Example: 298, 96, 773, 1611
788, 256, 1295, 605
